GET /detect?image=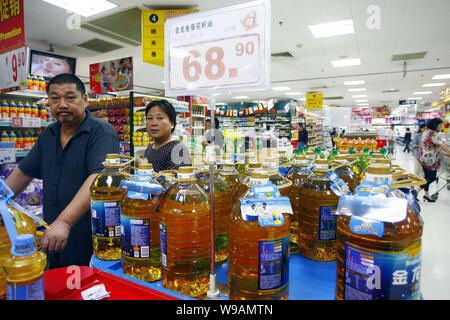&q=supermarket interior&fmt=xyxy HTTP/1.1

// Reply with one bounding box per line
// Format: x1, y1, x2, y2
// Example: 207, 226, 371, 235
0, 0, 450, 302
